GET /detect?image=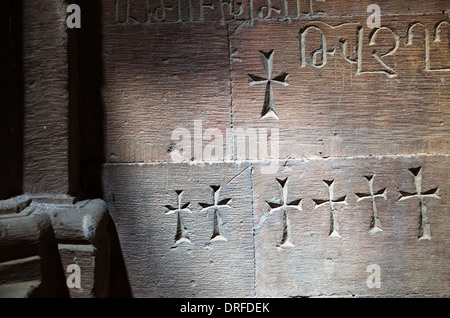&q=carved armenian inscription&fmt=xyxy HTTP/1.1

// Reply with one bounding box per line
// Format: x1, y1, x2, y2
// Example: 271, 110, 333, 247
113, 0, 450, 78
114, 0, 331, 24
299, 20, 450, 77
114, 0, 450, 25
245, 19, 450, 94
